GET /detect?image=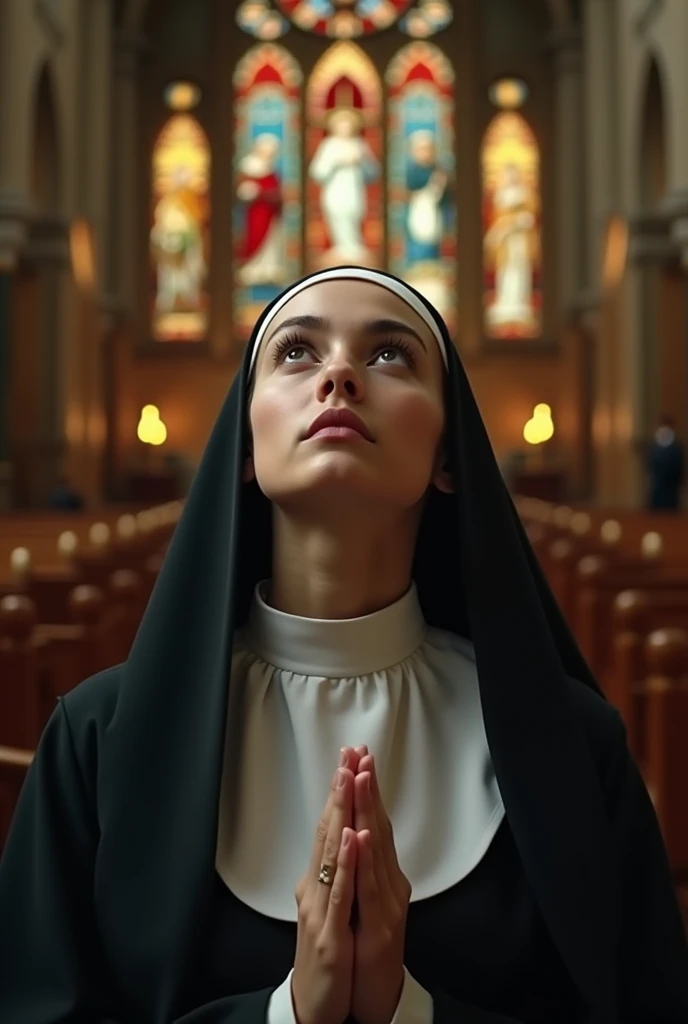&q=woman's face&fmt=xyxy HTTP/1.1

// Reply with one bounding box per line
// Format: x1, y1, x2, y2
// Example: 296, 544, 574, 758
248, 279, 449, 513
